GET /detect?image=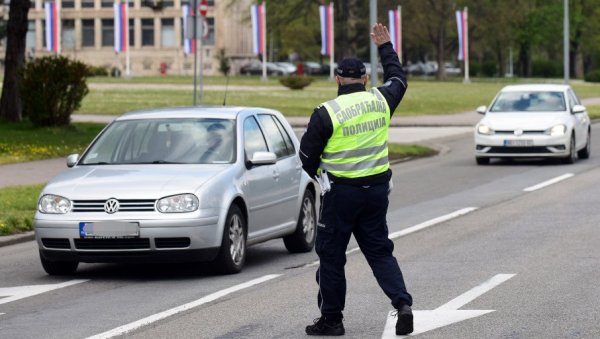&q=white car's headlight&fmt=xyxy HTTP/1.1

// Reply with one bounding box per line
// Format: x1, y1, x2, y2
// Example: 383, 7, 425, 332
38, 194, 72, 214
157, 194, 199, 213
547, 124, 567, 136
477, 124, 494, 135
